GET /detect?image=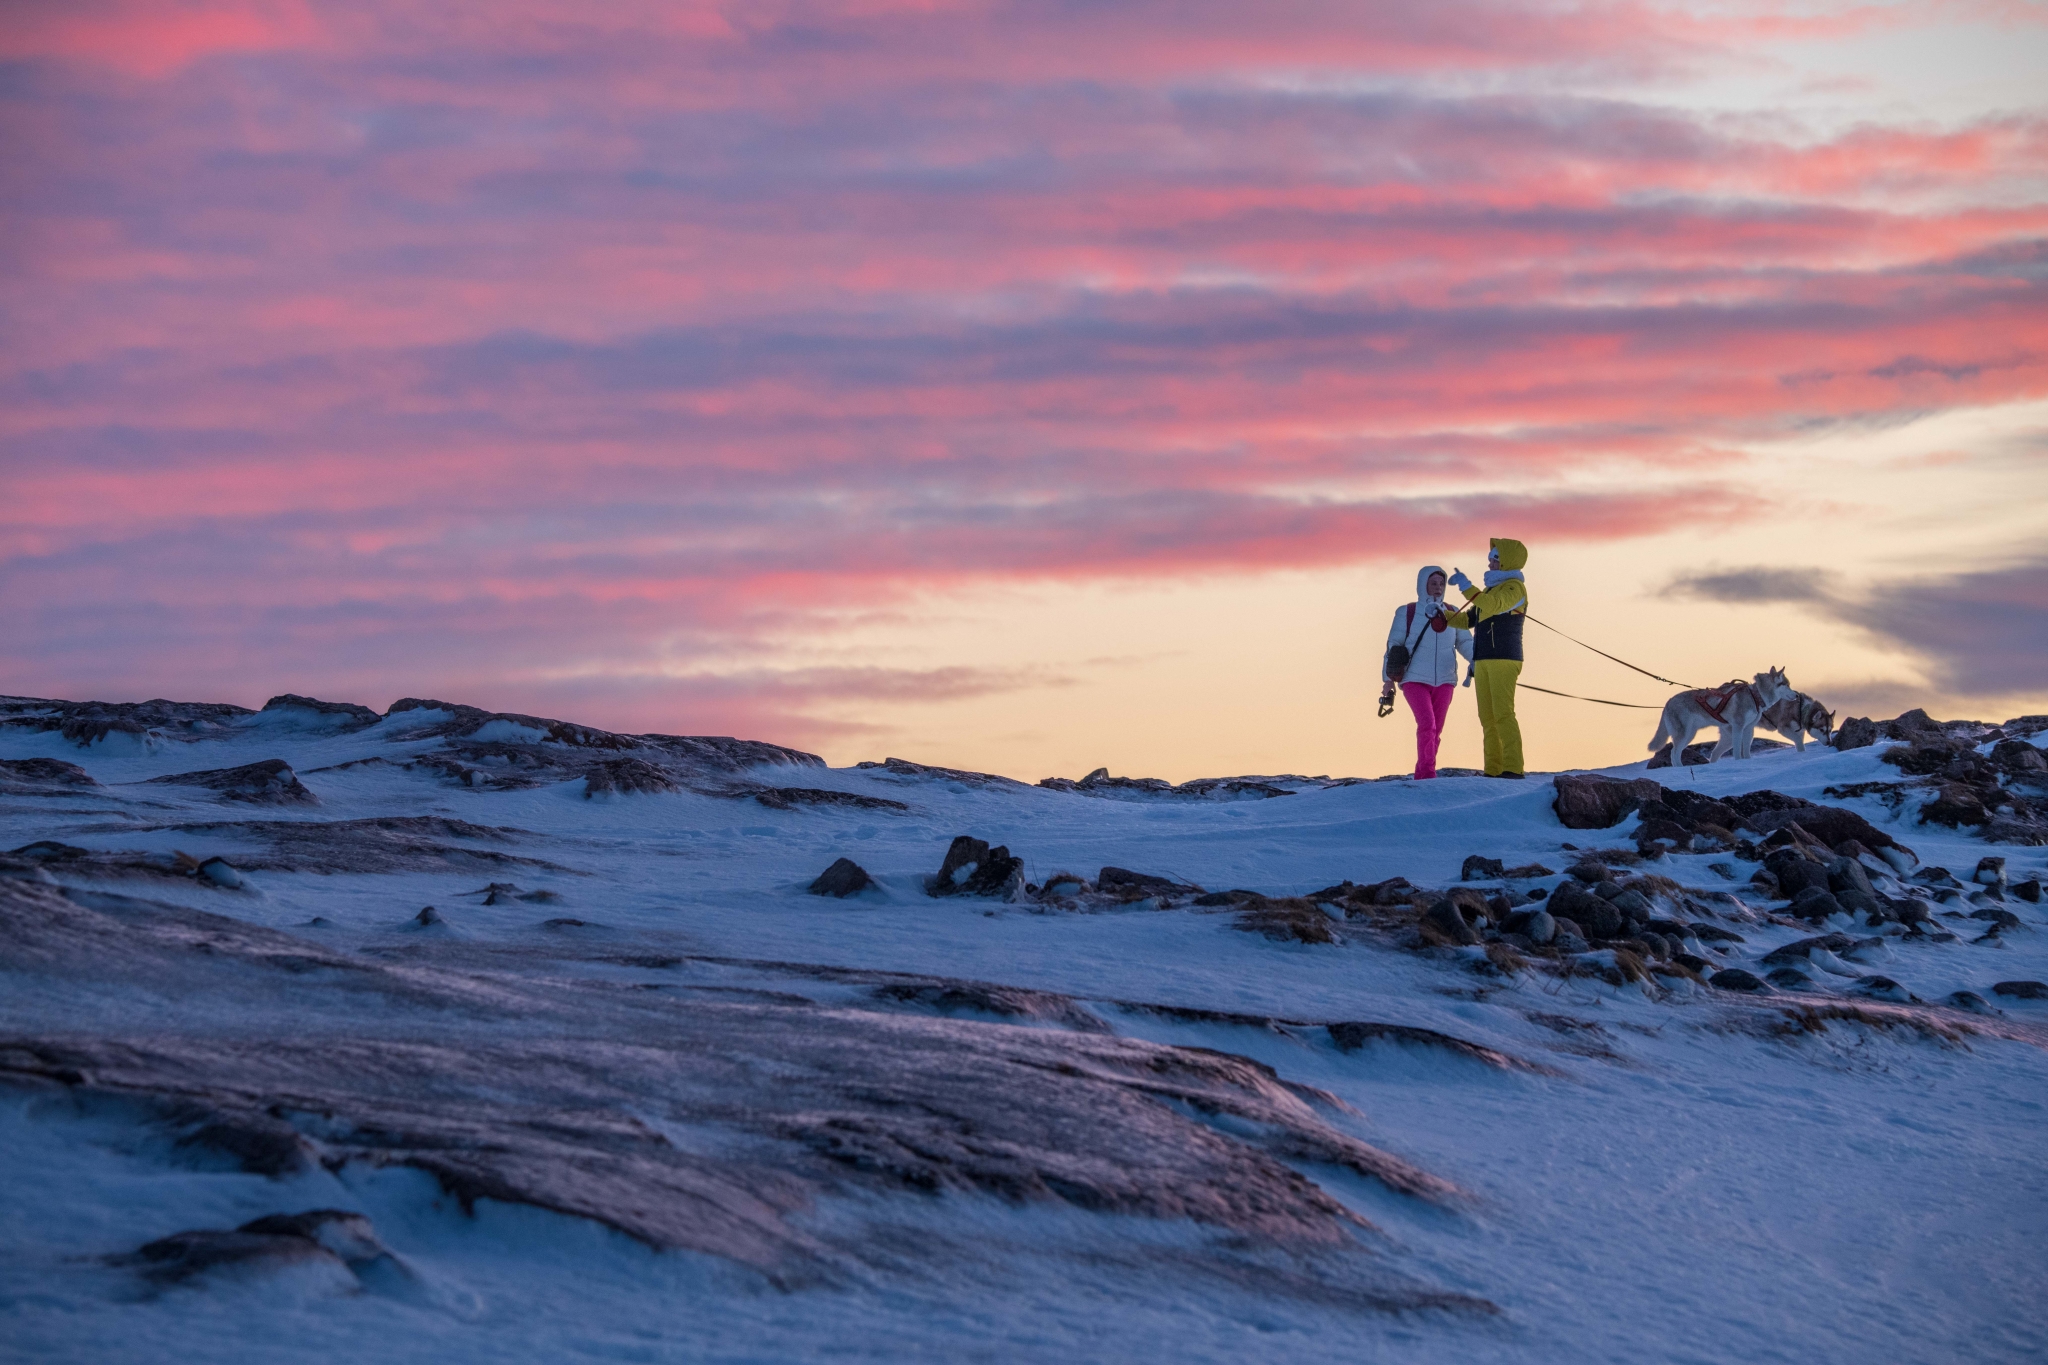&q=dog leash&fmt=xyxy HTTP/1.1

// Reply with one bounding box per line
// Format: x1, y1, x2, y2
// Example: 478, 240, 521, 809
1522, 614, 1700, 690
1518, 683, 1663, 709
